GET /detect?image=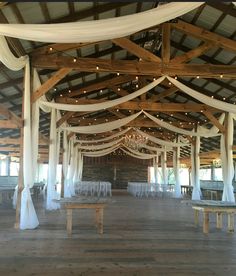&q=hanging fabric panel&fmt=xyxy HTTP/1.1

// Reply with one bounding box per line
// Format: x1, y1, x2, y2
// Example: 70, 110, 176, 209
82, 144, 121, 157
122, 145, 157, 158
191, 135, 201, 200
173, 146, 182, 198
62, 111, 142, 133
120, 148, 156, 160
167, 76, 236, 114
0, 3, 202, 43
40, 77, 165, 112
78, 137, 123, 150
62, 130, 71, 198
